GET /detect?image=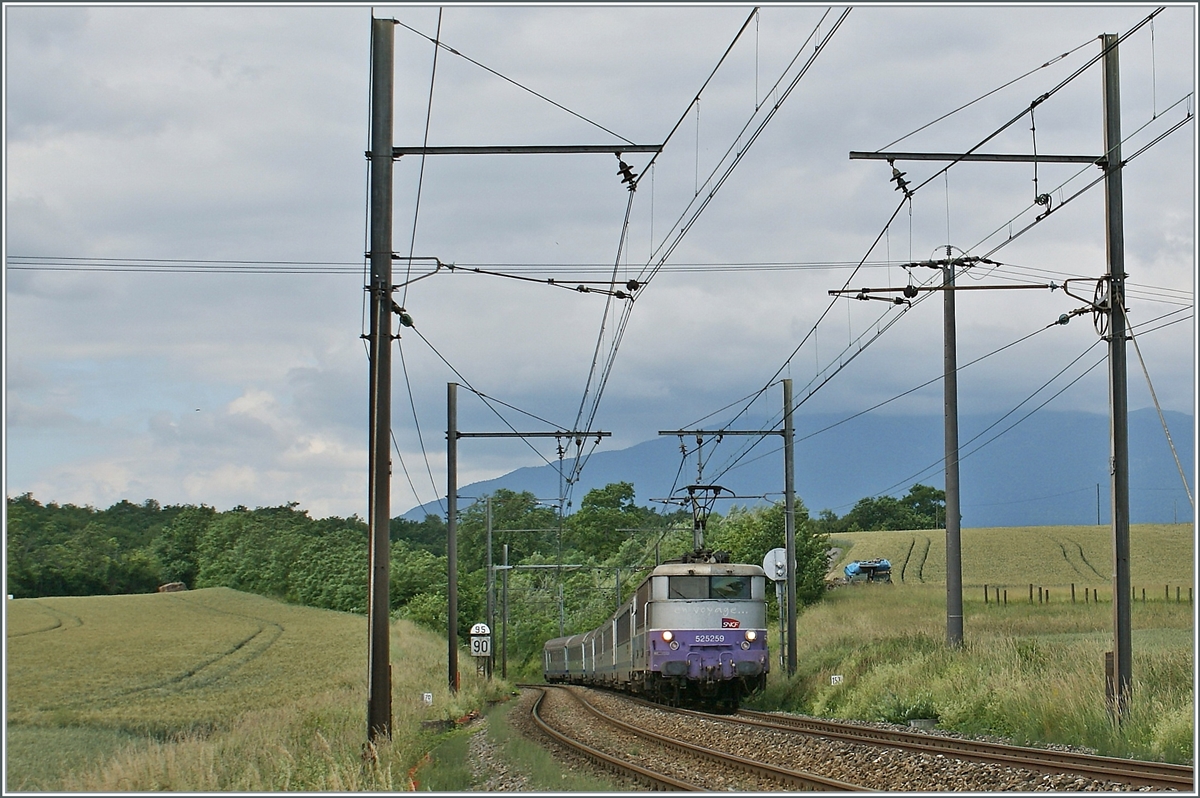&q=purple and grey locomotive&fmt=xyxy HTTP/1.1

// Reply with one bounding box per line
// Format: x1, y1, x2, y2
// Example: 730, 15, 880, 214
544, 555, 769, 711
